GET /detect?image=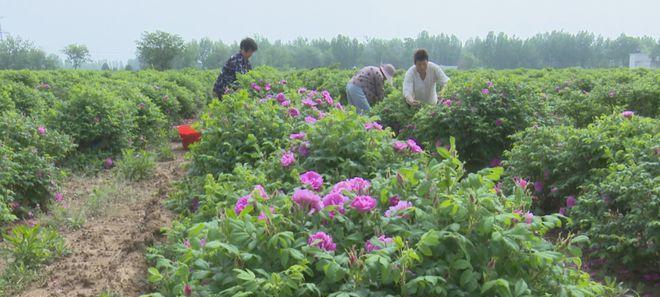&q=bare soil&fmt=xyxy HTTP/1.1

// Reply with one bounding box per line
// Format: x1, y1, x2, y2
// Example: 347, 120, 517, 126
18, 143, 187, 297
